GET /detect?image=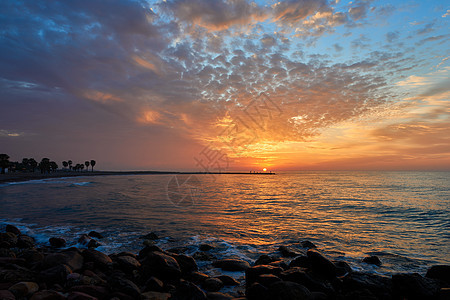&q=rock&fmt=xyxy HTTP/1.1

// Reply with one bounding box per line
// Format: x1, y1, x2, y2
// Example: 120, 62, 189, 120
199, 244, 214, 251
192, 251, 216, 261
306, 250, 337, 279
143, 277, 164, 292
255, 255, 277, 266
140, 232, 159, 240
39, 264, 72, 285
141, 251, 181, 281
334, 261, 352, 277
426, 265, 450, 284
17, 235, 35, 248
115, 255, 141, 272
171, 280, 207, 300
300, 241, 317, 249
108, 292, 134, 300
343, 288, 377, 300
362, 256, 381, 266
280, 267, 335, 295
212, 259, 250, 271
185, 272, 209, 285
216, 275, 239, 286
202, 278, 223, 292
279, 246, 303, 257
0, 290, 15, 300
78, 234, 91, 246
392, 273, 440, 299
343, 272, 392, 299
0, 257, 25, 266
141, 291, 171, 300
167, 247, 189, 254
171, 254, 198, 274
5, 225, 21, 235
44, 249, 84, 271
82, 249, 112, 269
70, 285, 108, 299
68, 291, 98, 300
206, 292, 233, 300
247, 282, 269, 300
246, 265, 283, 287
309, 291, 328, 300
18, 249, 44, 267
8, 281, 39, 297
0, 266, 37, 283
289, 256, 311, 269
267, 281, 311, 300
49, 238, 67, 248
440, 288, 450, 299
88, 231, 104, 239
108, 275, 141, 299
30, 289, 66, 300
87, 239, 101, 249
0, 232, 18, 248
0, 248, 16, 258
257, 274, 282, 287
138, 245, 164, 259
